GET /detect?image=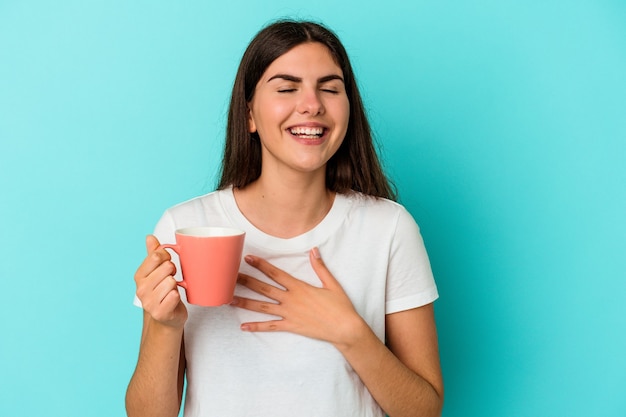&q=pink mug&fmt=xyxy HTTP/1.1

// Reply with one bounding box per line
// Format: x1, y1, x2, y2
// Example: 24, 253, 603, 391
159, 227, 245, 307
